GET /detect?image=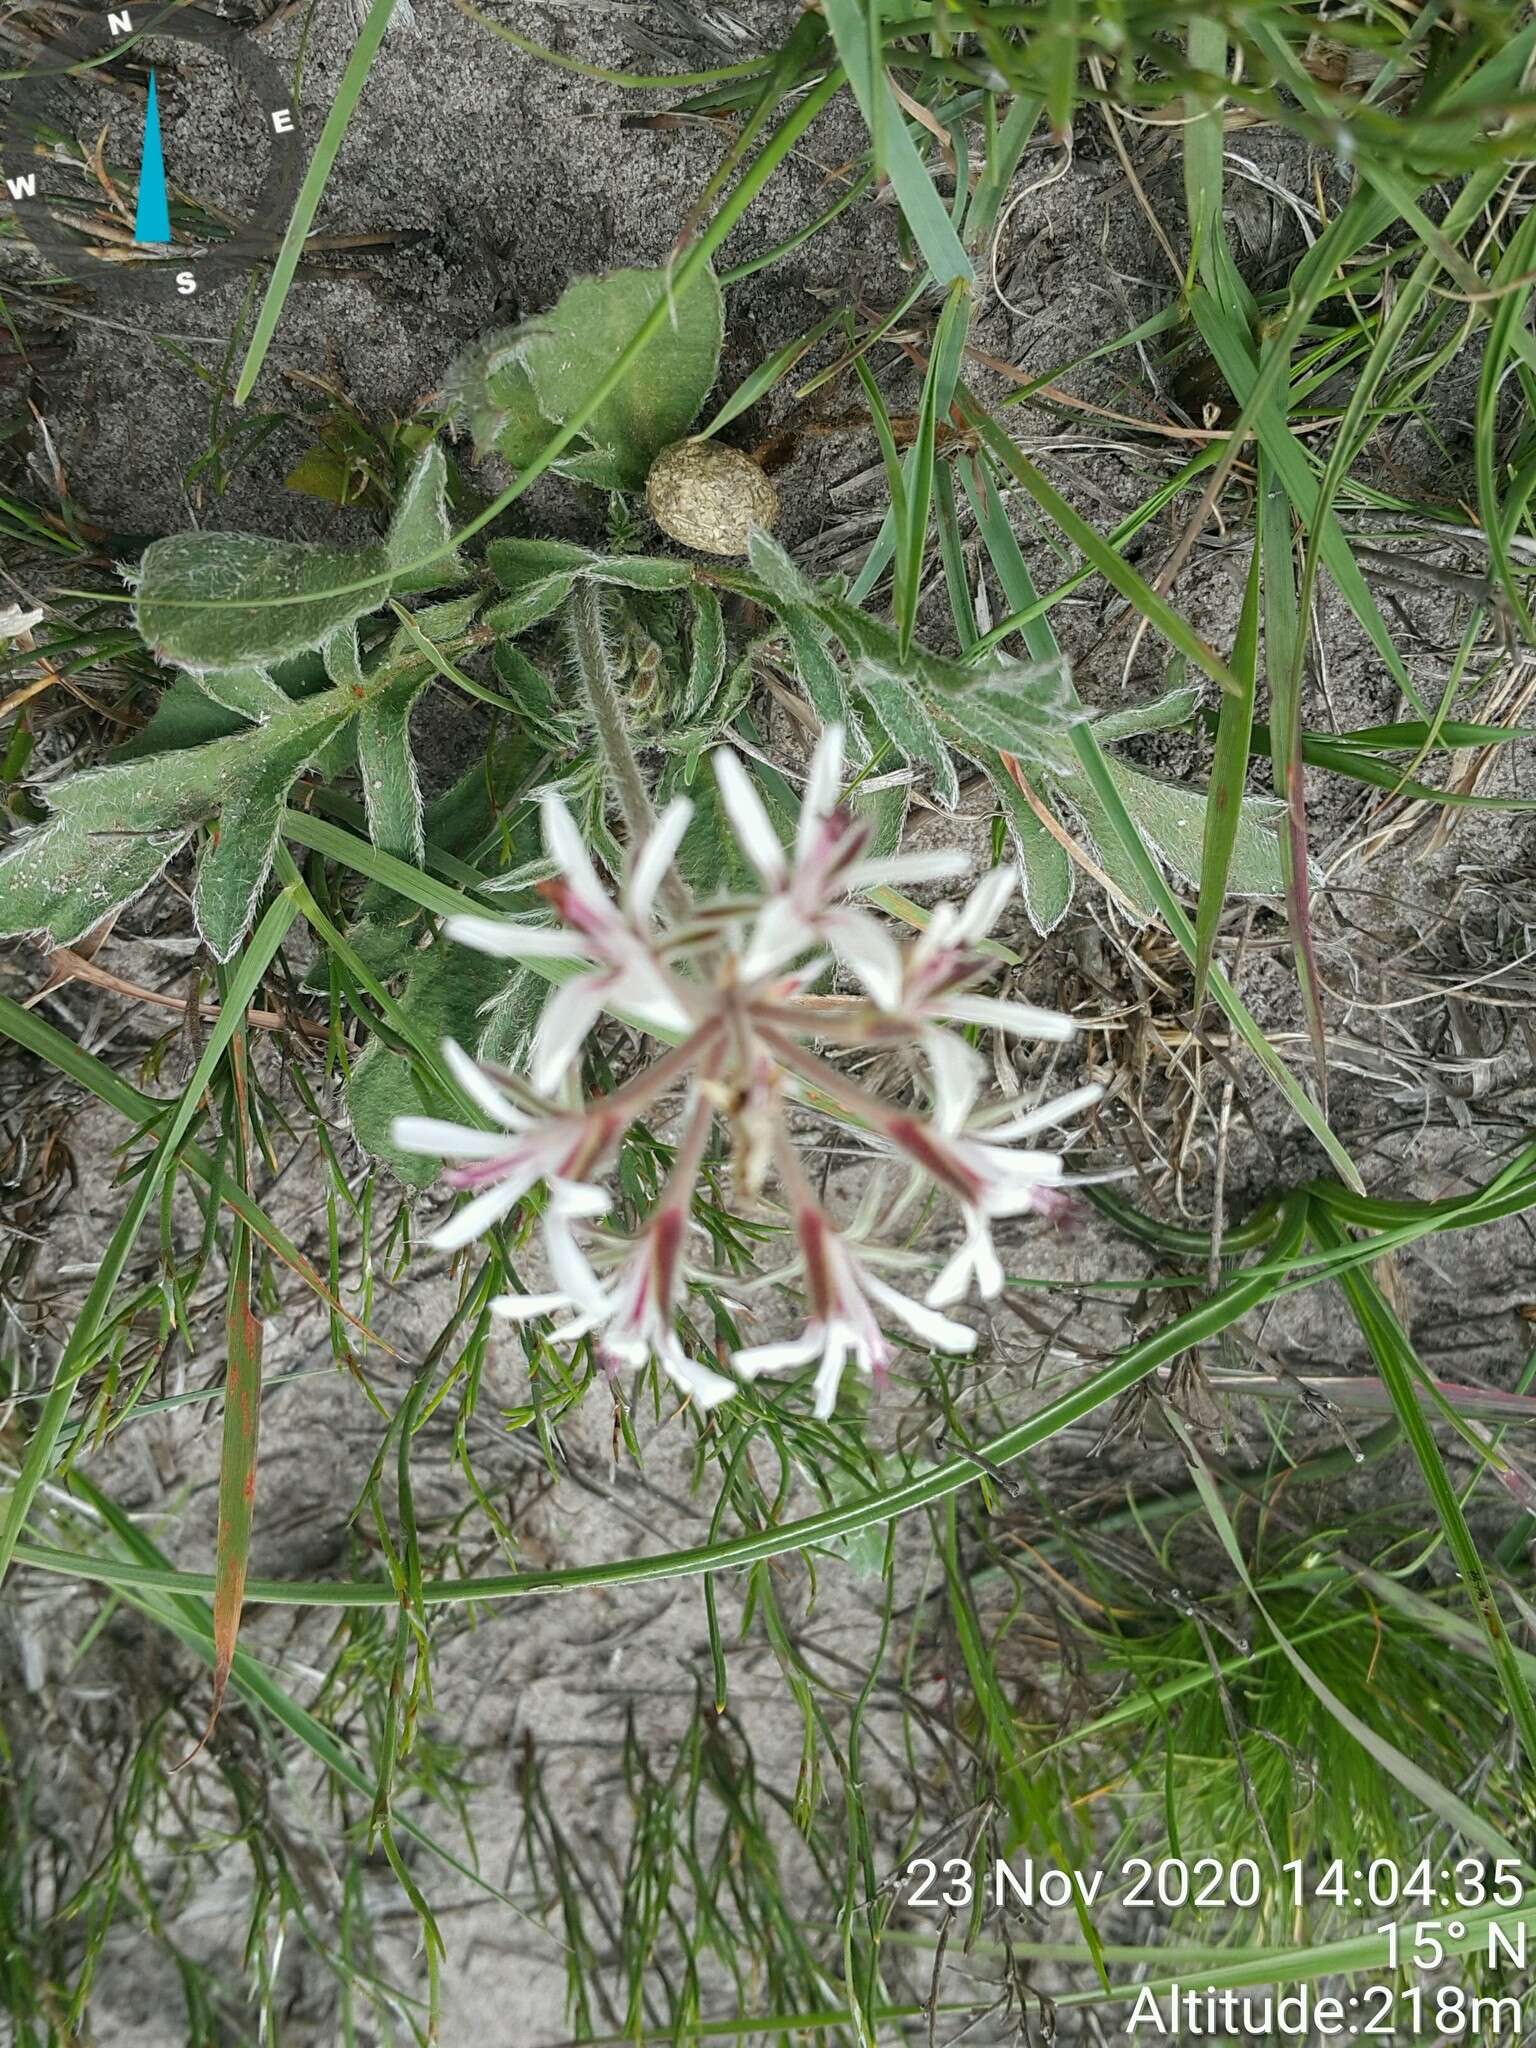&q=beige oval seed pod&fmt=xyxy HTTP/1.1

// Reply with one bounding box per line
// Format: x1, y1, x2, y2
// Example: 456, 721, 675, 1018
644, 437, 778, 557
